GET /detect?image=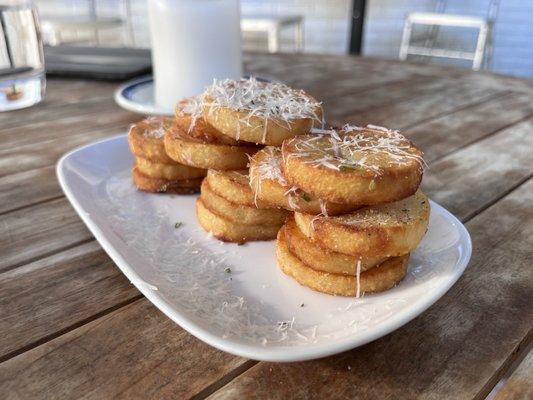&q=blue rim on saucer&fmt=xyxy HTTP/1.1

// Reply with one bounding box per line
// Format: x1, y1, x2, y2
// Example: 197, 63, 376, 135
114, 74, 277, 116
